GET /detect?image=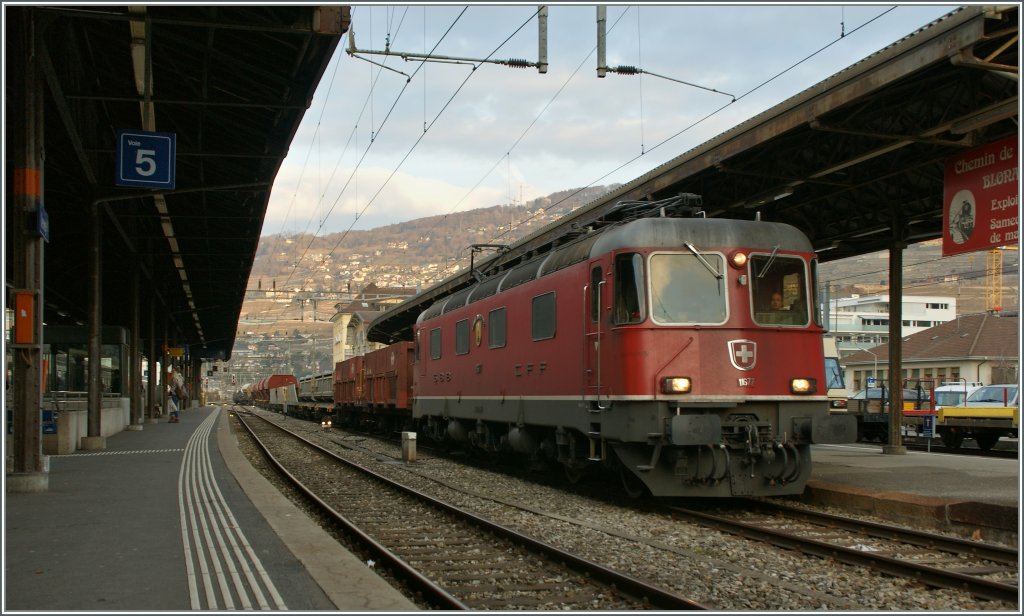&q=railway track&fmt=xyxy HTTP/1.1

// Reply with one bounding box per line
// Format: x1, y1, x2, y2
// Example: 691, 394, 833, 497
234, 411, 706, 610
237, 408, 1016, 609
901, 439, 1018, 459
666, 499, 1019, 605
